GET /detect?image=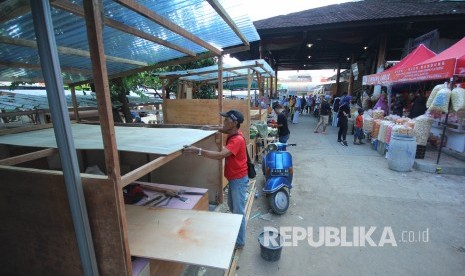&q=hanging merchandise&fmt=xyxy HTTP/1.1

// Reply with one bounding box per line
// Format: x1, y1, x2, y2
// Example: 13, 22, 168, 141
426, 83, 445, 108
428, 87, 451, 113
451, 84, 465, 112
413, 115, 434, 146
